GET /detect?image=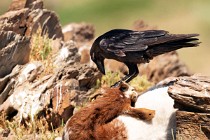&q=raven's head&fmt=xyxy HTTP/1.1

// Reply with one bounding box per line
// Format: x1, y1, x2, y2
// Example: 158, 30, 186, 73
90, 41, 105, 75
